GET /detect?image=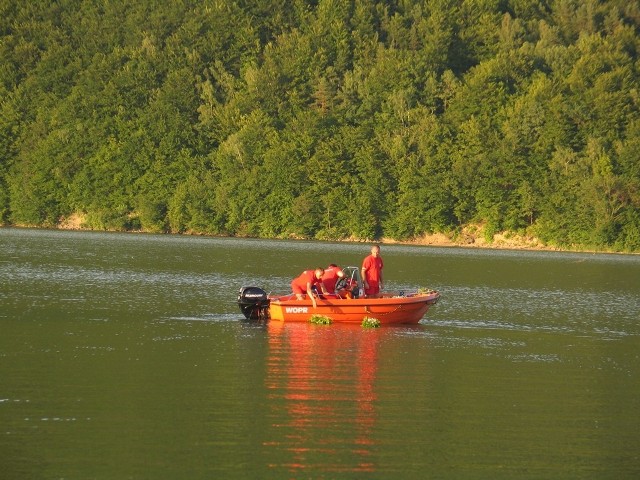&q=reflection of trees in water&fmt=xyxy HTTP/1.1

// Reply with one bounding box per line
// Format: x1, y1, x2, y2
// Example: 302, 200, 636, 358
265, 322, 380, 474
